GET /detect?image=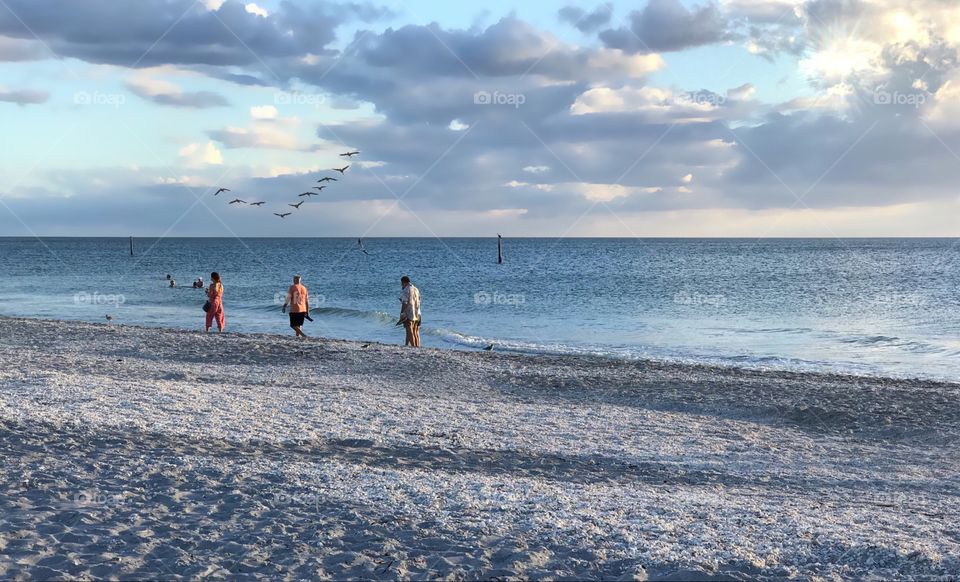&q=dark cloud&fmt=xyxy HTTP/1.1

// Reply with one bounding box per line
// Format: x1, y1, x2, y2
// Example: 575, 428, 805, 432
600, 0, 733, 53
0, 88, 48, 105
557, 5, 613, 34
0, 0, 390, 68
